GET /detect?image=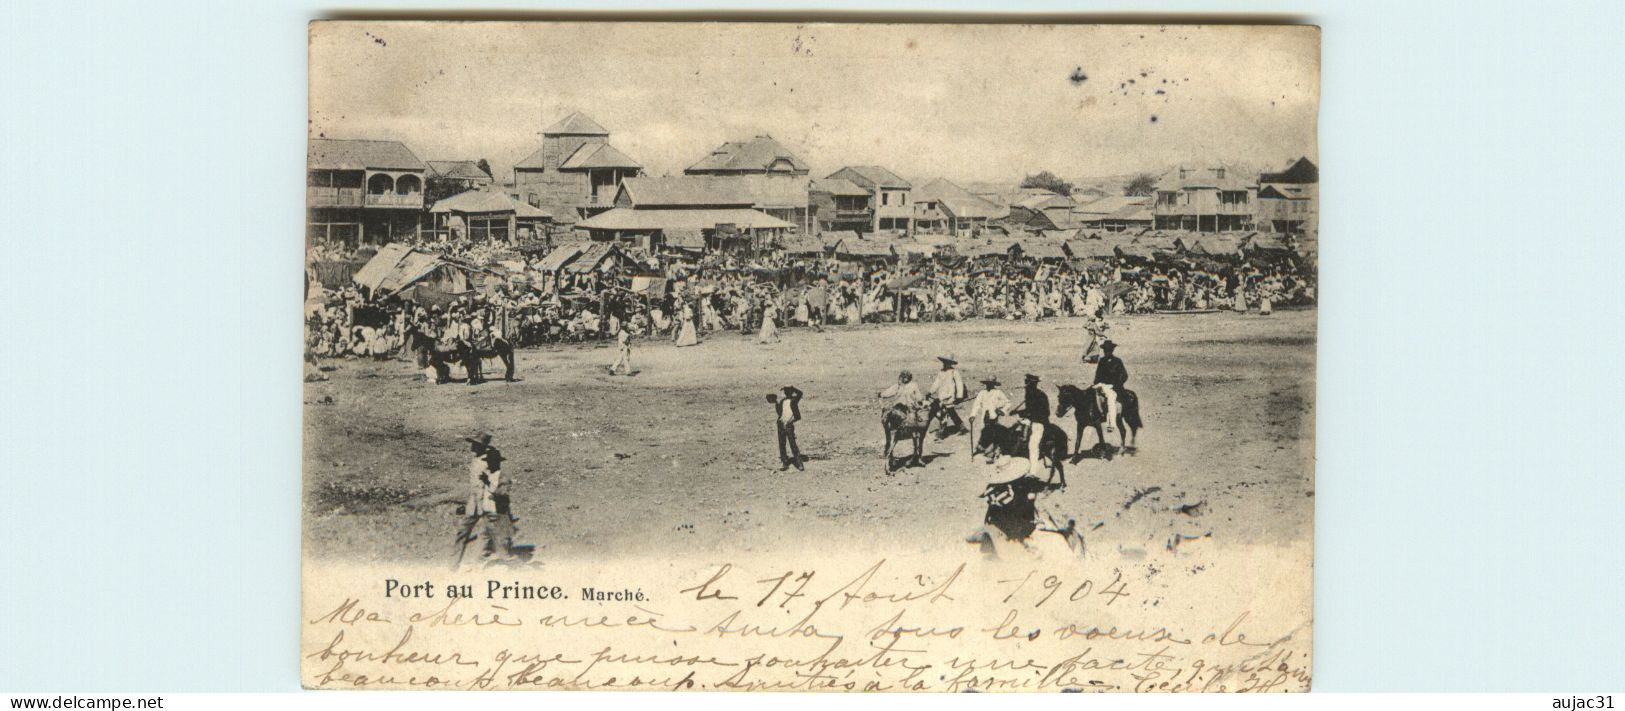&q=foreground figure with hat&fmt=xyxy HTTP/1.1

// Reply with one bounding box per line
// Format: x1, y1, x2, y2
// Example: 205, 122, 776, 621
452, 432, 516, 569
